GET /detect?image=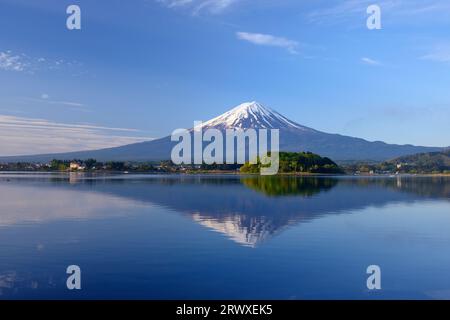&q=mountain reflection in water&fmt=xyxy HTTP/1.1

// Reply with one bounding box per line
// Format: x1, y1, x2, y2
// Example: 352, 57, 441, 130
1, 174, 448, 247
